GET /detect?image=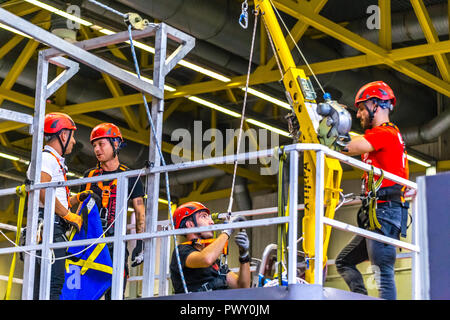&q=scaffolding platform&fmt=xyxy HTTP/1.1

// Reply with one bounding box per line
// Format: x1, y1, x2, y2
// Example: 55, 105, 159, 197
146, 284, 379, 300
